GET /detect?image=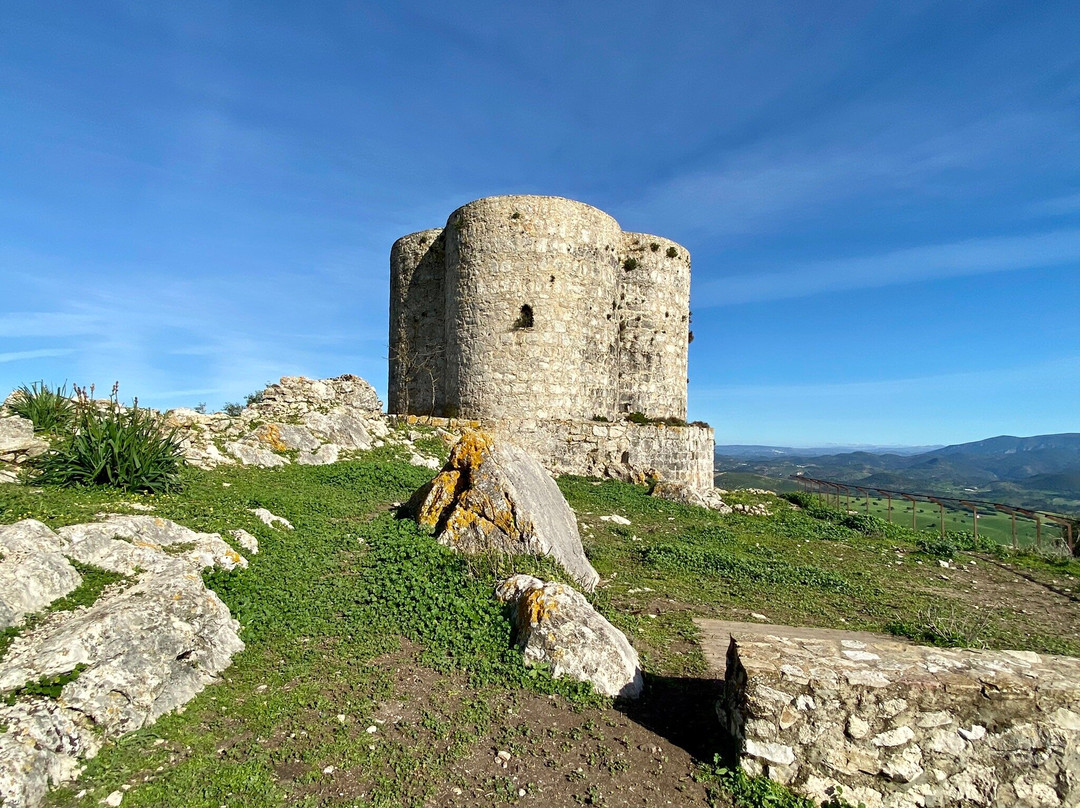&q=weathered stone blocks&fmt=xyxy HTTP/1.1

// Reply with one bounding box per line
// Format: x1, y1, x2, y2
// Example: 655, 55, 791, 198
699, 619, 1080, 808
389, 195, 693, 424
